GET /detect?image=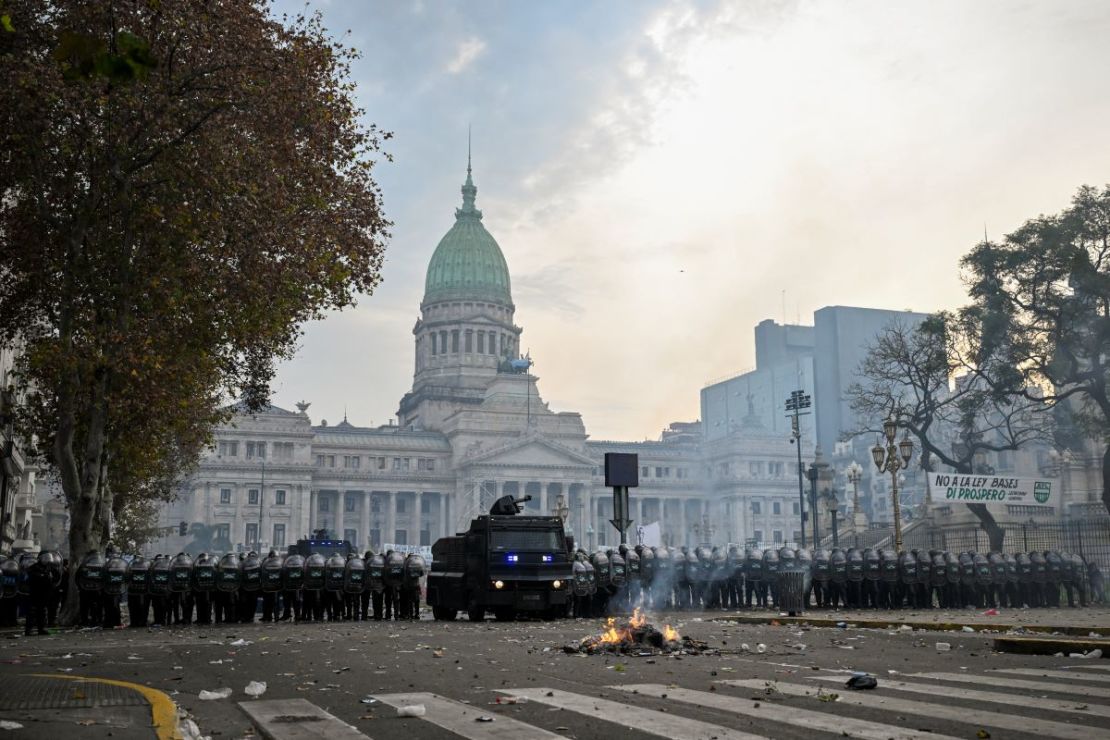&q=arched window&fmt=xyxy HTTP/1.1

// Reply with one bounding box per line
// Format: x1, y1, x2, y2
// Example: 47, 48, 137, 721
477, 331, 485, 354
464, 330, 473, 353
439, 330, 447, 355
429, 333, 437, 355
451, 330, 460, 353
